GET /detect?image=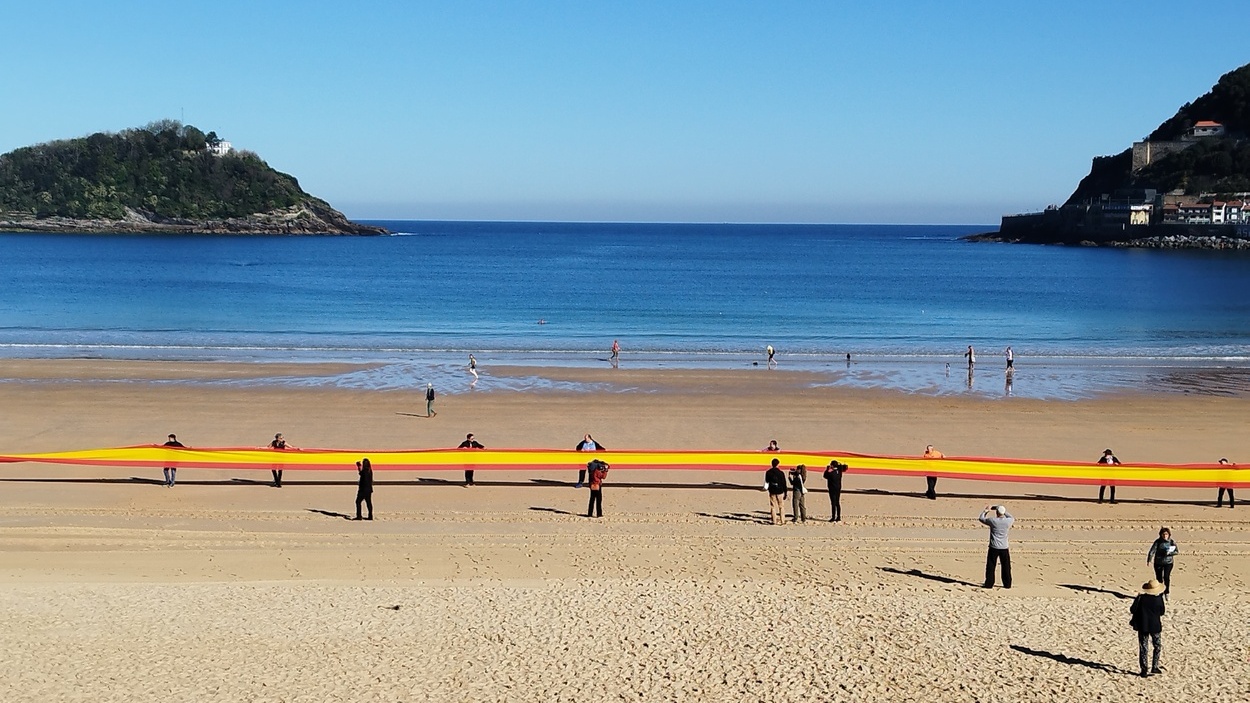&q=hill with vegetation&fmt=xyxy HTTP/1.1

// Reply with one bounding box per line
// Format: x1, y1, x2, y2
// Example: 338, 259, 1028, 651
0, 121, 386, 234
1067, 63, 1250, 204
